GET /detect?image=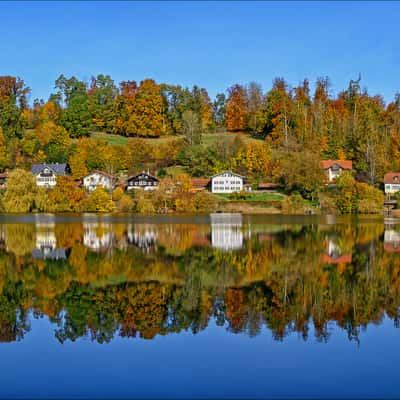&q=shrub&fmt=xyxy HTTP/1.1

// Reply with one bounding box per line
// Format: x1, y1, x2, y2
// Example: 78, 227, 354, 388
112, 187, 124, 202
281, 193, 307, 214
118, 194, 134, 212
192, 191, 218, 212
